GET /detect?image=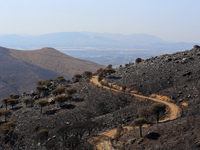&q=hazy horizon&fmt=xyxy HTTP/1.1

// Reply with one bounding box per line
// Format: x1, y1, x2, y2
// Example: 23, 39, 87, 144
0, 0, 200, 43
